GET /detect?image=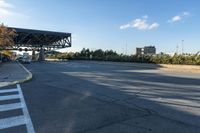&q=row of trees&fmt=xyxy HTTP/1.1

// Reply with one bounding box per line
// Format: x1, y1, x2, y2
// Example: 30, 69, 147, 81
0, 24, 17, 62
46, 48, 200, 65
148, 54, 200, 65
0, 24, 17, 50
